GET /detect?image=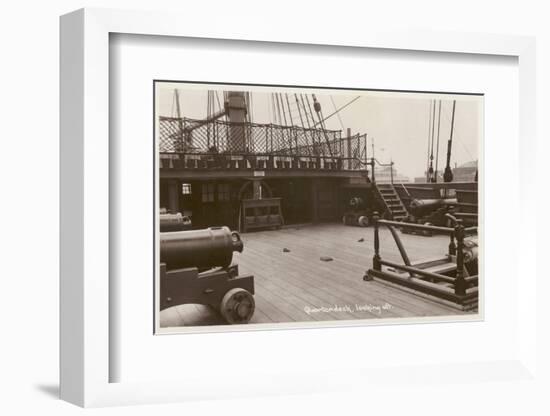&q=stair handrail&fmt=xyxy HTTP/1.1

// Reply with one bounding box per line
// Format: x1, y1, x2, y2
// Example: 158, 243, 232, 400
367, 157, 395, 184
371, 158, 393, 167
400, 183, 412, 198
